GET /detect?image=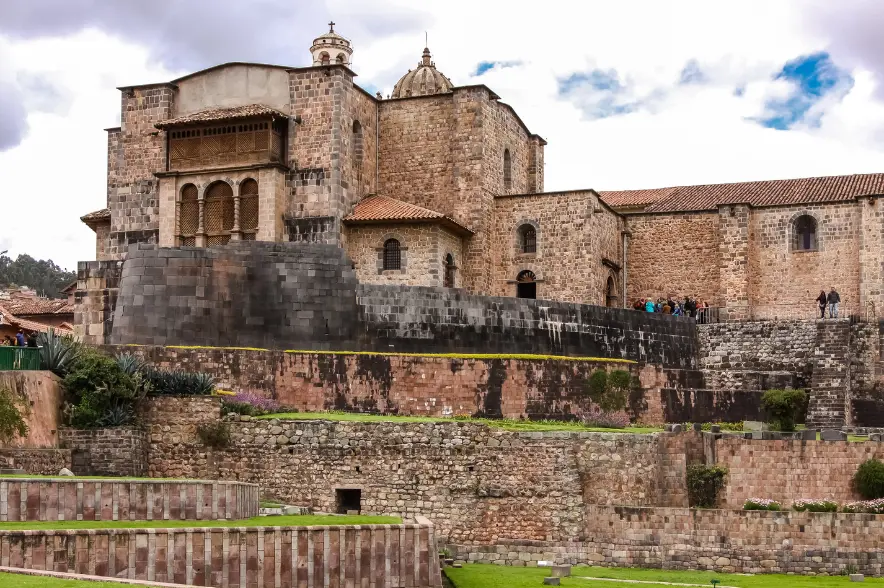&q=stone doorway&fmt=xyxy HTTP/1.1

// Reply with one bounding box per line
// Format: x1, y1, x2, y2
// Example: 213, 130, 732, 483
335, 488, 361, 514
